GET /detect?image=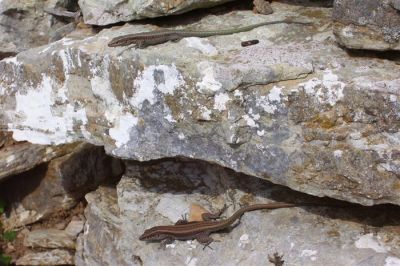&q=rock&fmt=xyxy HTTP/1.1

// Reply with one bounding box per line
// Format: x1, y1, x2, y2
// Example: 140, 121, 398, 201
78, 0, 235, 26
65, 218, 85, 237
390, 0, 400, 11
16, 249, 74, 266
0, 141, 80, 182
76, 159, 400, 266
0, 4, 399, 207
253, 0, 273, 15
0, 143, 123, 230
0, 0, 80, 59
333, 0, 400, 50
24, 229, 75, 249
75, 186, 122, 266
